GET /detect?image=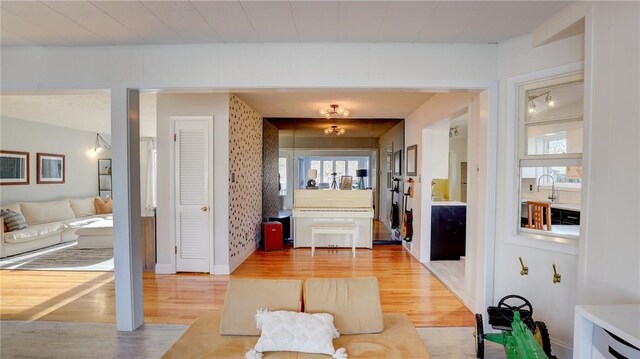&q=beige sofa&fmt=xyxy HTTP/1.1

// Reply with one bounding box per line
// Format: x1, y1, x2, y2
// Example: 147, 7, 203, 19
162, 278, 431, 358
0, 198, 111, 258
